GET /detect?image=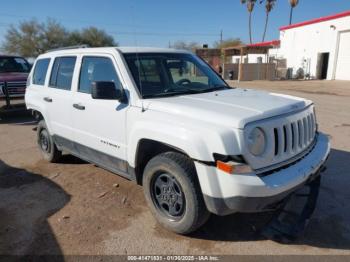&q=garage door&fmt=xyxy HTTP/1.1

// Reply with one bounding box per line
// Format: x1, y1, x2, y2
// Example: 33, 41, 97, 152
335, 31, 350, 80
